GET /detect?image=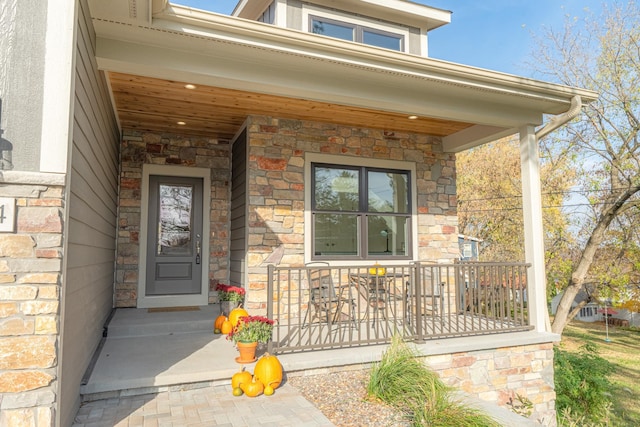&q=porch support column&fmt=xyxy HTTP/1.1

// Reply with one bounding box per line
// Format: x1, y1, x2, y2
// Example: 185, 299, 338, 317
519, 125, 550, 333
